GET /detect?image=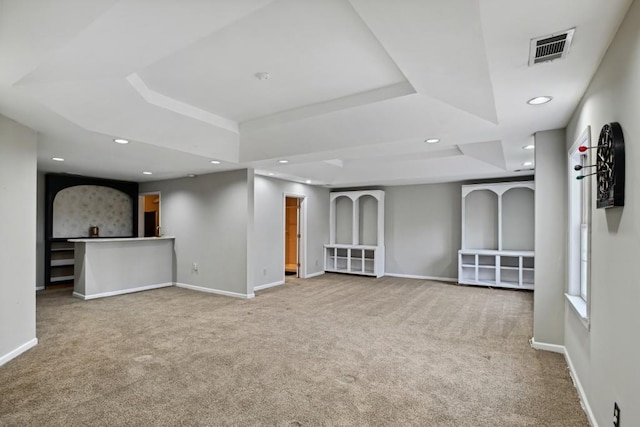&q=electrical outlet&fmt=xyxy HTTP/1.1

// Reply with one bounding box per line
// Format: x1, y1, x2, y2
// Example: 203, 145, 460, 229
613, 402, 620, 427
263, 268, 267, 276
315, 259, 319, 267
192, 262, 198, 272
